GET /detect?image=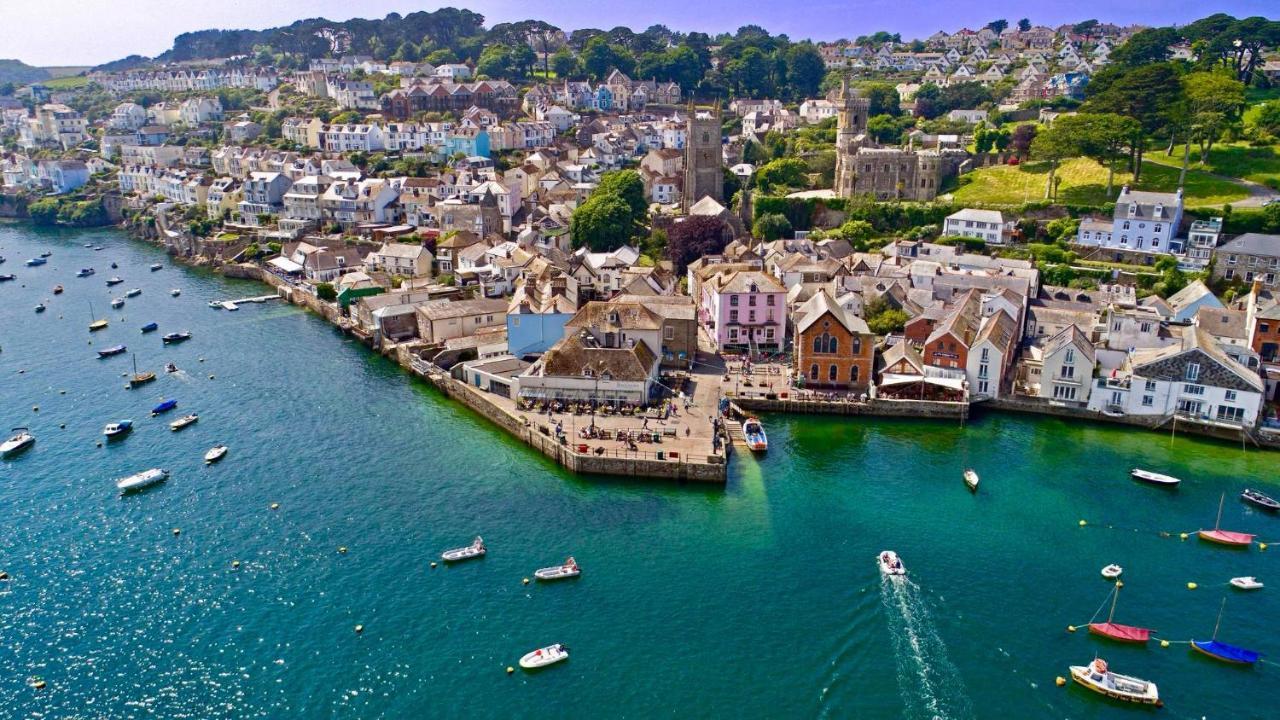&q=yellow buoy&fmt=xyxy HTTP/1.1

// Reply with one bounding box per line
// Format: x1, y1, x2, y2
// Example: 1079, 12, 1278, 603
522, 578, 530, 585
430, 562, 437, 569
232, 560, 241, 569
1186, 582, 1197, 590
172, 528, 181, 536
354, 624, 364, 634
32, 679, 46, 690
1260, 543, 1268, 551
338, 546, 348, 554
1078, 520, 1087, 527
270, 503, 280, 510
1115, 580, 1124, 588
95, 441, 102, 448
1066, 625, 1077, 633
209, 374, 215, 379
1179, 532, 1189, 540
1055, 676, 1066, 687
506, 666, 514, 675
59, 390, 66, 394
1161, 640, 1170, 648
0, 571, 9, 580
32, 406, 38, 412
